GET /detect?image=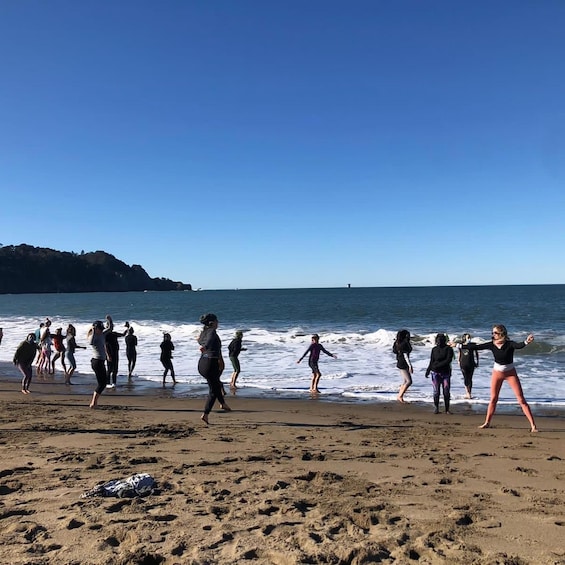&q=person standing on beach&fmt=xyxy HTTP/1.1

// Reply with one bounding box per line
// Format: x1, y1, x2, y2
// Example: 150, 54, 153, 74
104, 315, 125, 388
88, 320, 110, 408
197, 313, 230, 424
467, 324, 538, 432
65, 324, 85, 385
14, 333, 39, 394
0, 327, 3, 345
160, 332, 176, 385
33, 322, 44, 366
38, 319, 53, 375
51, 327, 67, 374
393, 329, 414, 403
425, 333, 454, 414
297, 334, 337, 394
124, 324, 137, 379
228, 331, 247, 389
458, 333, 479, 399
